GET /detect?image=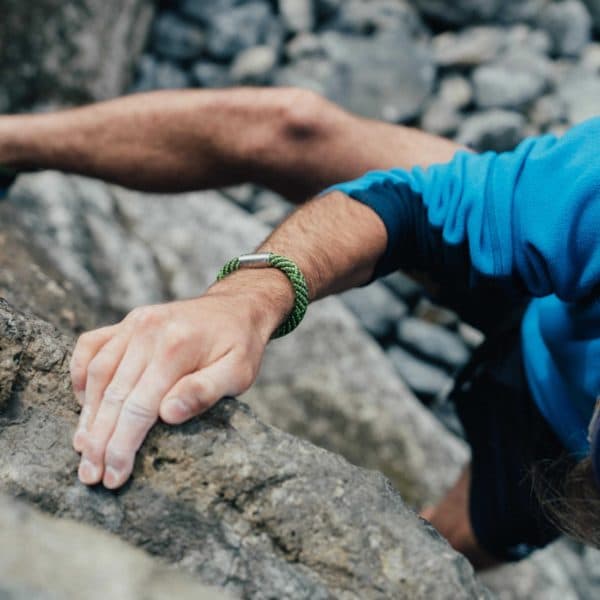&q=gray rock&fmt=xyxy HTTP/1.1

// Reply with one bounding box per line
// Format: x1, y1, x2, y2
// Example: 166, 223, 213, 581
457, 322, 485, 349
557, 69, 600, 124
326, 0, 425, 36
386, 345, 453, 400
131, 56, 189, 92
411, 0, 497, 26
190, 61, 231, 89
472, 63, 547, 109
414, 298, 460, 330
0, 201, 103, 335
285, 32, 326, 61
276, 30, 435, 122
480, 539, 599, 600
456, 109, 526, 152
177, 0, 239, 23
230, 46, 278, 85
504, 24, 553, 56
0, 495, 225, 600
205, 2, 283, 62
581, 42, 600, 74
421, 100, 462, 136
10, 173, 167, 314
439, 76, 473, 110
396, 317, 470, 370
150, 11, 205, 62
538, 0, 592, 57
583, 0, 600, 30
0, 300, 489, 599
315, 0, 343, 21
381, 271, 424, 307
433, 27, 506, 68
413, 0, 548, 26
0, 0, 154, 112
339, 282, 408, 340
528, 94, 567, 129
278, 0, 315, 32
